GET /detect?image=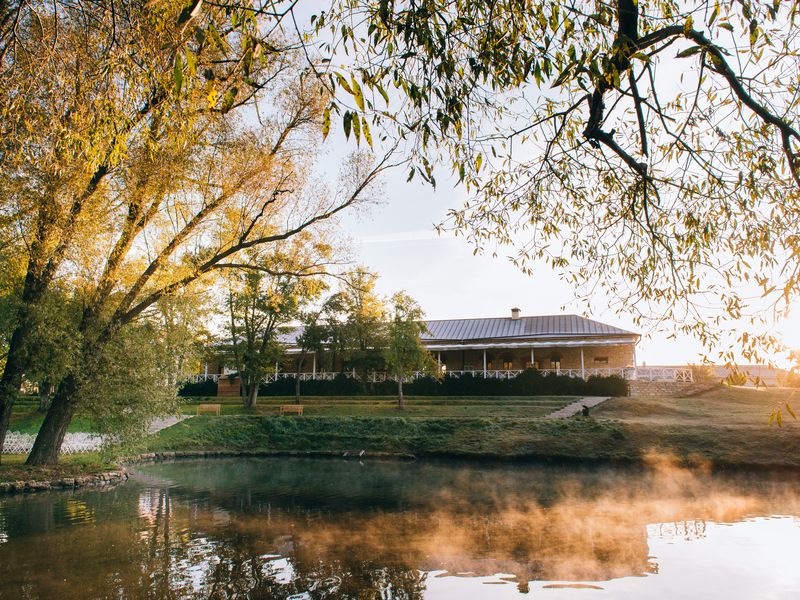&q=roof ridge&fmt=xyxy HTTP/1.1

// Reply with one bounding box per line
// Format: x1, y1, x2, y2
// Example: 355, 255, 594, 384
423, 314, 576, 323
